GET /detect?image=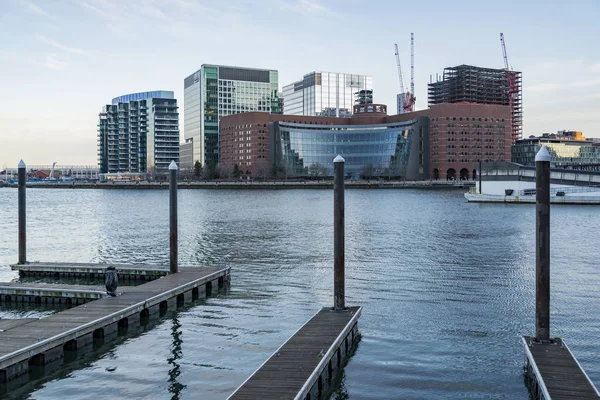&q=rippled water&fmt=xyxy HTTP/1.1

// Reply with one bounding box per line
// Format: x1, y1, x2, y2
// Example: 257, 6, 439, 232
0, 188, 598, 399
